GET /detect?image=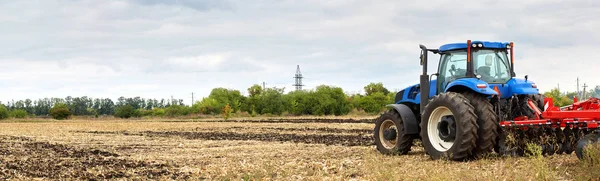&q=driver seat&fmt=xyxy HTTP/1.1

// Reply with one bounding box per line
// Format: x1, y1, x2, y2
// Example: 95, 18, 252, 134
477, 55, 493, 77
